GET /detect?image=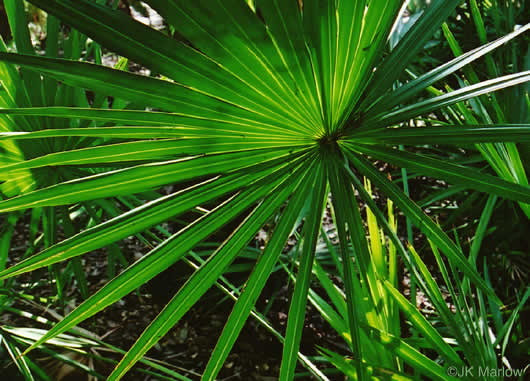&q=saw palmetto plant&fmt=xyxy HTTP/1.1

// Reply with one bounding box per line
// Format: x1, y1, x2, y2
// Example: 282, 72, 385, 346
0, 0, 529, 379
